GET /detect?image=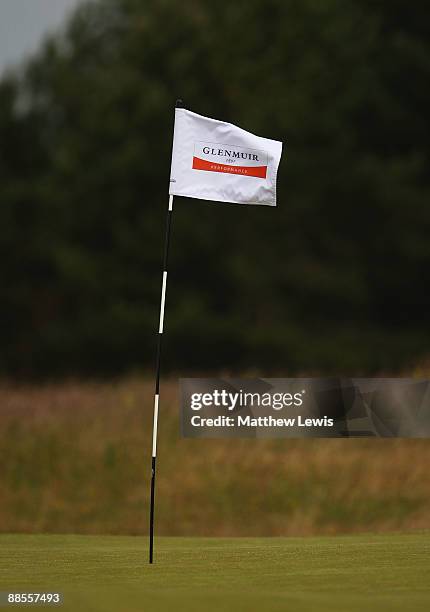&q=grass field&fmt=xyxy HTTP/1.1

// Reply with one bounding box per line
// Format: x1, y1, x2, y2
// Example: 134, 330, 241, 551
1, 532, 429, 611
1, 378, 430, 537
